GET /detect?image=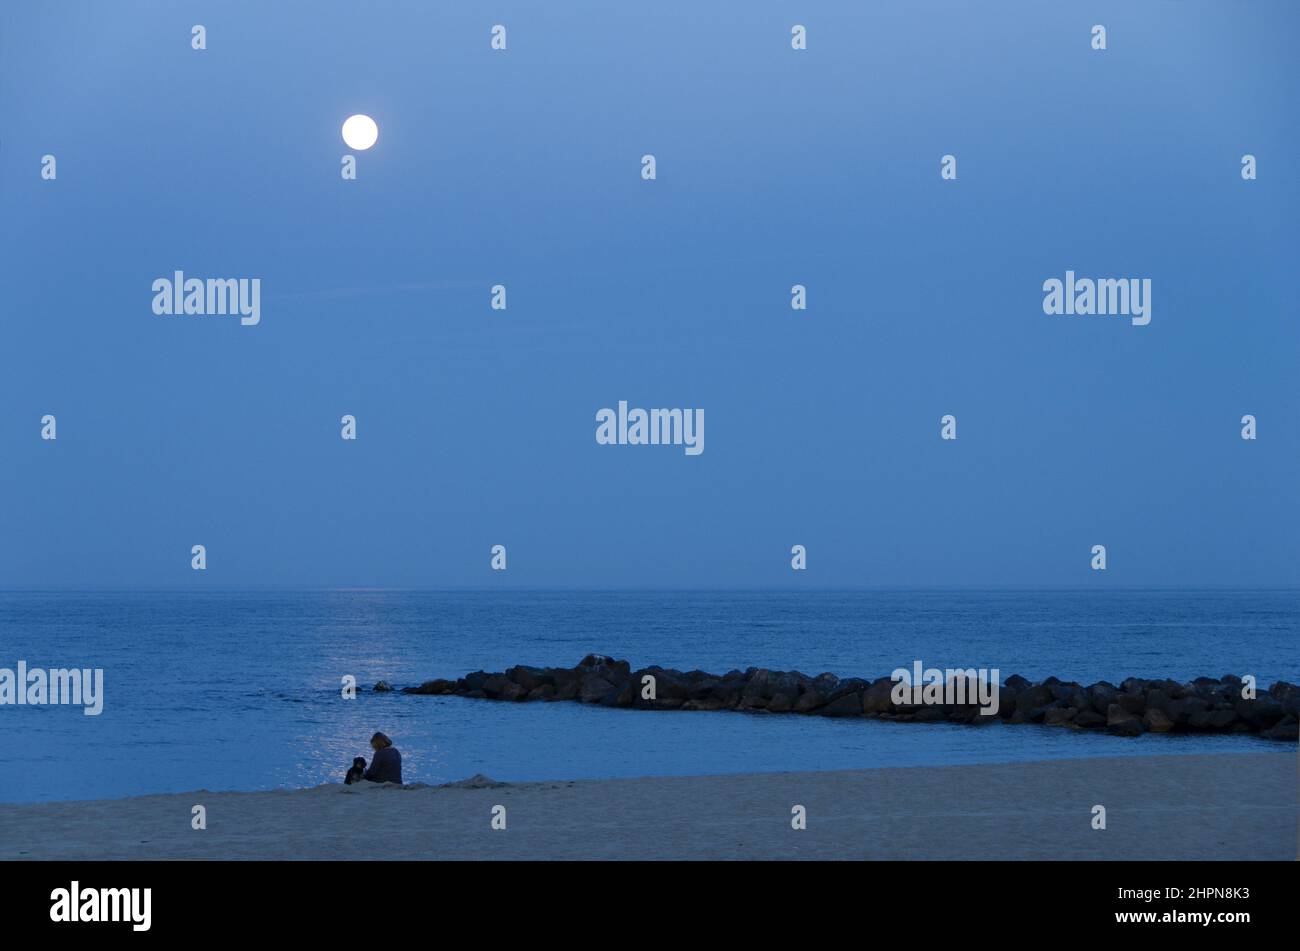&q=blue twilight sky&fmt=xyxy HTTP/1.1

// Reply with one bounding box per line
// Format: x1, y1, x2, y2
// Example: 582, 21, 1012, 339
0, 1, 1296, 588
